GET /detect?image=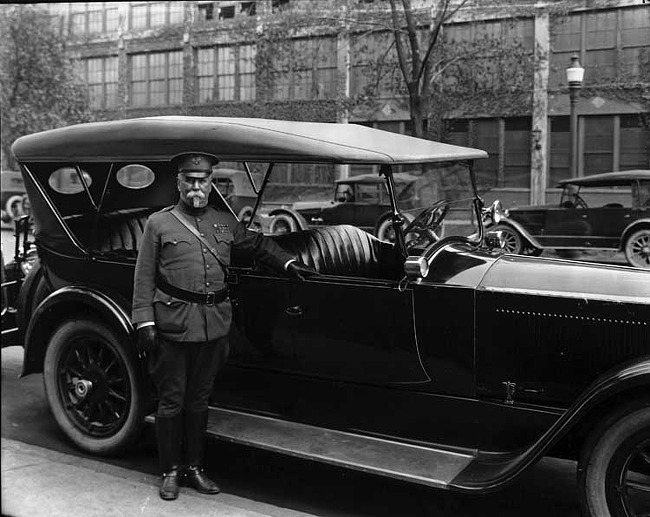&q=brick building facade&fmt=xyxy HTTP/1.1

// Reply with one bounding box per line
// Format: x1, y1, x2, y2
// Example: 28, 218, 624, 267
41, 0, 649, 207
